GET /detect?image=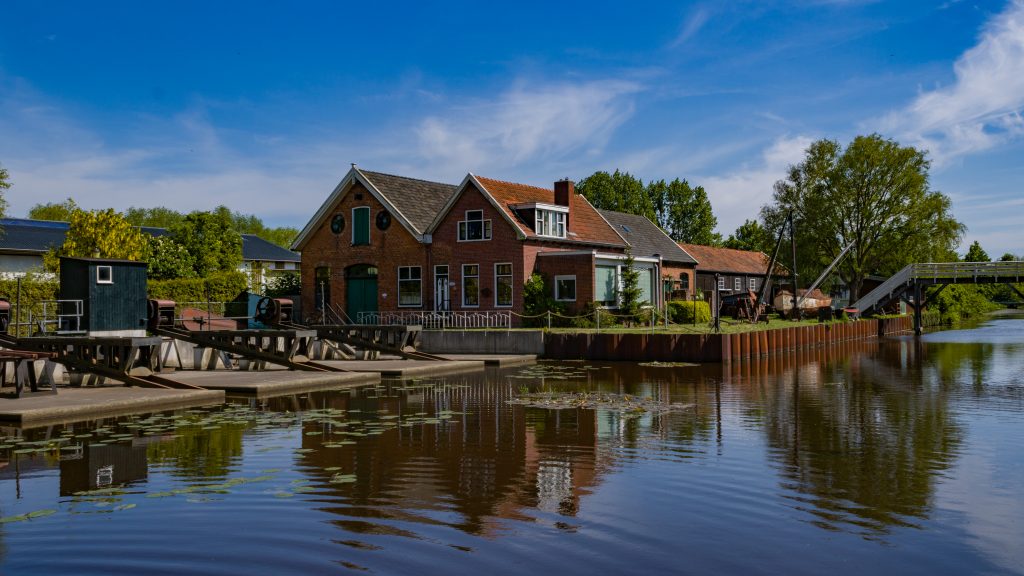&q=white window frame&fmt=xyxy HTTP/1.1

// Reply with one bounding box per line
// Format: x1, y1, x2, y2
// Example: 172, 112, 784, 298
96, 265, 113, 284
554, 275, 577, 302
734, 277, 742, 291
457, 210, 492, 242
397, 266, 422, 308
749, 277, 757, 290
462, 264, 480, 308
494, 262, 513, 308
717, 276, 725, 290
535, 209, 567, 238
352, 206, 371, 246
